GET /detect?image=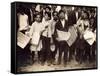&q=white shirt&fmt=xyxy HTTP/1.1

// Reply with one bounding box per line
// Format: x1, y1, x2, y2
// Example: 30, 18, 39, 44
51, 20, 57, 35
42, 20, 52, 38
65, 13, 68, 20
61, 19, 65, 28
29, 21, 45, 51
75, 11, 78, 20
18, 14, 28, 31
29, 21, 45, 37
